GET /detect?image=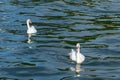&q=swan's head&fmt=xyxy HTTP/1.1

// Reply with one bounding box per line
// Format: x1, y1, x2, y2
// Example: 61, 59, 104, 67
76, 43, 80, 48
27, 19, 32, 23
